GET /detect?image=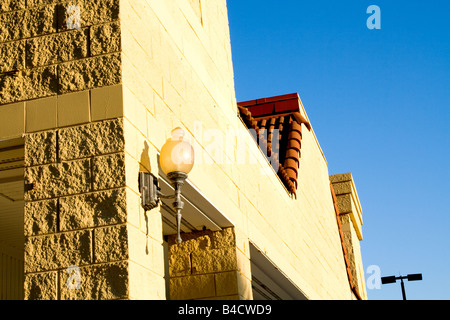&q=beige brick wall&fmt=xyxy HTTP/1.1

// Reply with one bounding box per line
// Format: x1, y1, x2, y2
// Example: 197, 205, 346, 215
0, 0, 365, 300
0, 9, 121, 101
0, 1, 131, 299
168, 228, 252, 300
0, 0, 123, 139
23, 120, 129, 299
120, 0, 358, 300
332, 173, 367, 299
